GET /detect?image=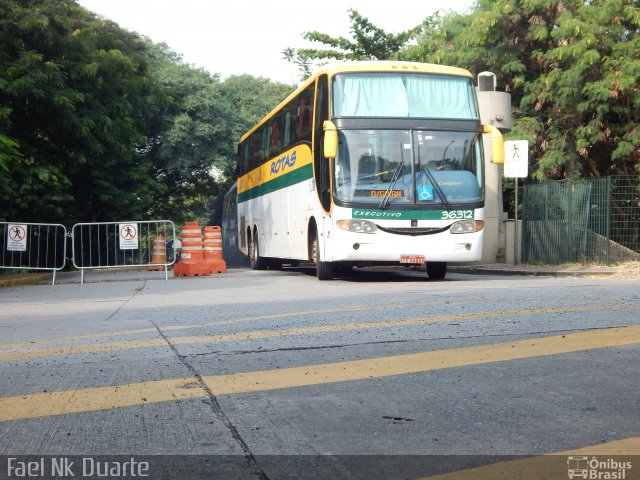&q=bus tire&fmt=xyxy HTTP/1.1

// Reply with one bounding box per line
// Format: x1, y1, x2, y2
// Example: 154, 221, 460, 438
311, 236, 334, 280
426, 261, 447, 280
249, 230, 267, 270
